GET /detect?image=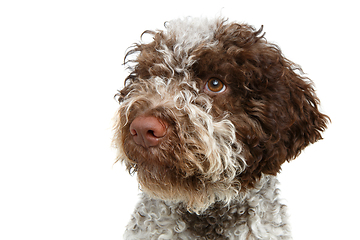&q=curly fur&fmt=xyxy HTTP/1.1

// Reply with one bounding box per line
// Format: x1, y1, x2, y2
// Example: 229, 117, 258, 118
113, 17, 329, 239
124, 175, 290, 240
